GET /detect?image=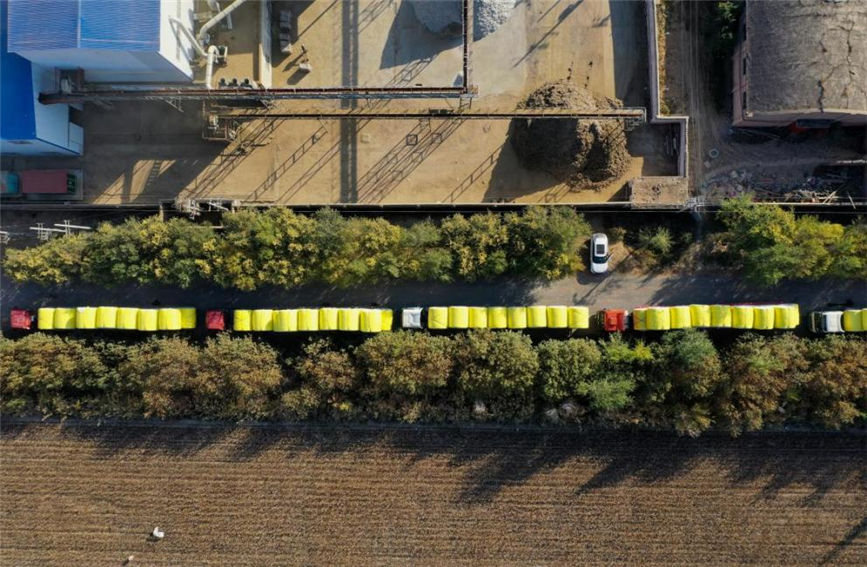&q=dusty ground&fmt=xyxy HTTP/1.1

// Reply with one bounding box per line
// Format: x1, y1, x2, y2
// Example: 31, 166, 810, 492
1, 423, 865, 566
1, 0, 678, 205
